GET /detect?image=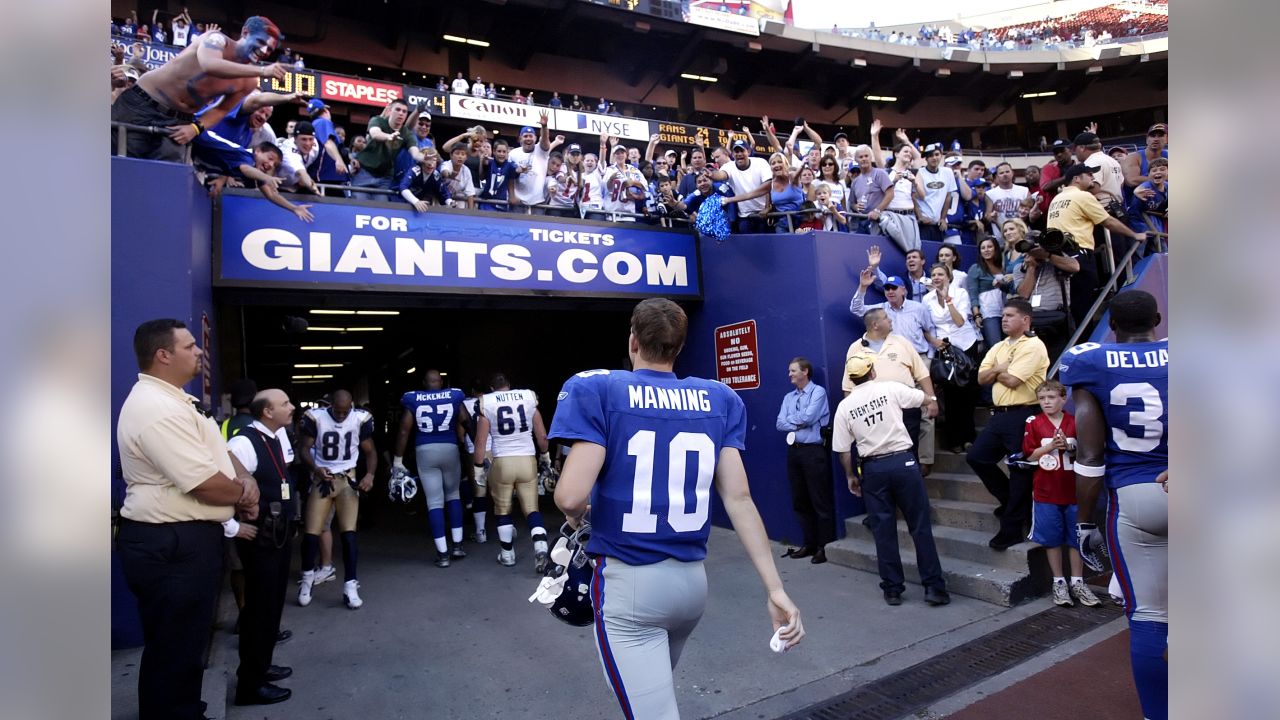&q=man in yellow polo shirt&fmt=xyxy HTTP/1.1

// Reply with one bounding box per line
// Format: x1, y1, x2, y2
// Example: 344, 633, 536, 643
965, 297, 1050, 550
116, 319, 261, 719
1047, 164, 1147, 325
844, 308, 939, 471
